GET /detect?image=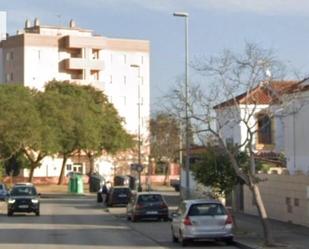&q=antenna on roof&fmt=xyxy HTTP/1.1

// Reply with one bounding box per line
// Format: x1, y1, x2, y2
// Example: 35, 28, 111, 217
265, 68, 272, 79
